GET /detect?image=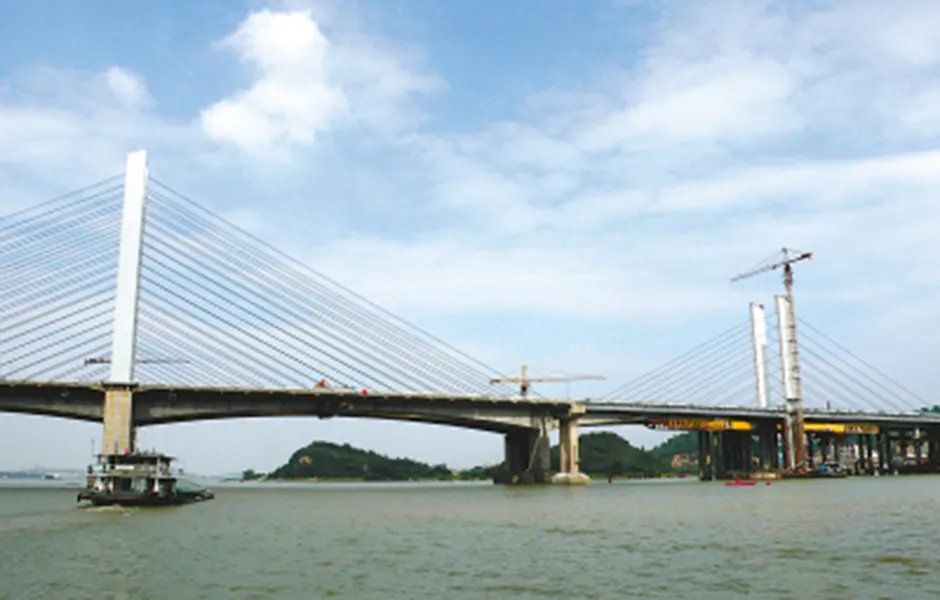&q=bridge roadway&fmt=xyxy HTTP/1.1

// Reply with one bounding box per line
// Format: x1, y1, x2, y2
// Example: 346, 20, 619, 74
0, 381, 577, 433
7, 380, 940, 429
4, 380, 940, 482
581, 402, 940, 428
